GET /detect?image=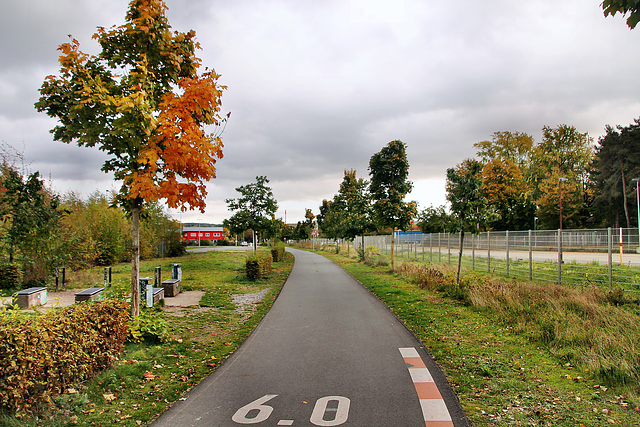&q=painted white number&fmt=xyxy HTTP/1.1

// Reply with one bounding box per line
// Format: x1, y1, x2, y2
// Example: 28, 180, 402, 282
232, 394, 277, 424
232, 395, 350, 425
310, 396, 351, 426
